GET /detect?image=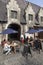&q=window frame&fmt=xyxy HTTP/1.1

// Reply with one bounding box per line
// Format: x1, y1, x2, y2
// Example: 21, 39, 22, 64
28, 14, 33, 21
11, 10, 17, 19
41, 16, 43, 22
